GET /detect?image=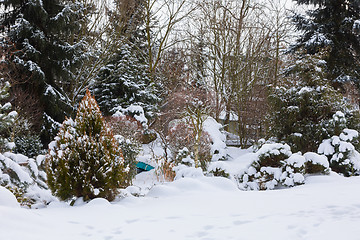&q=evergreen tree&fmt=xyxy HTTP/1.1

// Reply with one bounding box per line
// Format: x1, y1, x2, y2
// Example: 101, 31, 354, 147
46, 90, 130, 201
0, 81, 17, 151
291, 0, 360, 86
0, 0, 92, 144
92, 0, 159, 118
268, 52, 357, 153
93, 44, 159, 117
